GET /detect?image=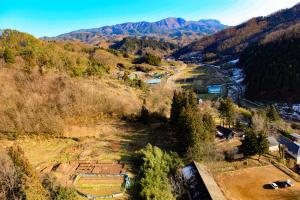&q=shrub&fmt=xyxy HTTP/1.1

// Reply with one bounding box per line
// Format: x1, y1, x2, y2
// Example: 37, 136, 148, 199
117, 63, 125, 69
86, 60, 110, 76
266, 105, 280, 121
144, 53, 161, 66
4, 47, 15, 64
42, 175, 78, 200
291, 123, 300, 130
52, 186, 78, 200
